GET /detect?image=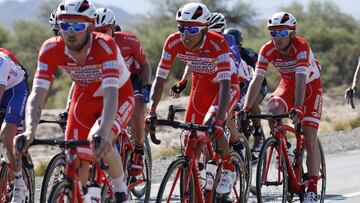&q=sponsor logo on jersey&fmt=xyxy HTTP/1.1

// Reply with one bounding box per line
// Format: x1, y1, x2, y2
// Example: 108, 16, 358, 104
187, 61, 217, 74
216, 53, 230, 63
258, 55, 269, 64
168, 38, 182, 49
98, 39, 113, 55
161, 51, 171, 61
103, 60, 119, 69
124, 36, 137, 41
38, 62, 48, 71
297, 51, 307, 59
